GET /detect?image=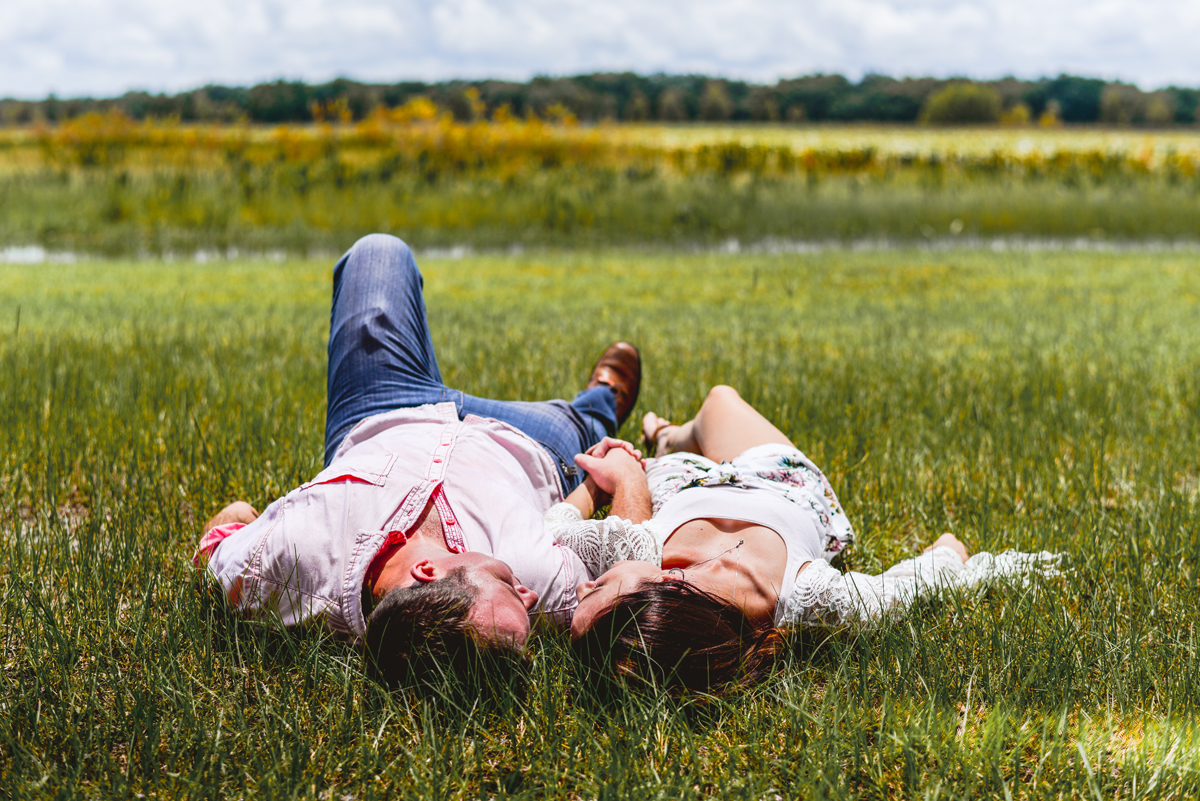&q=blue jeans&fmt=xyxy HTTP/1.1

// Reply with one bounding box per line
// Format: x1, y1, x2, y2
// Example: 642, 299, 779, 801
324, 234, 617, 493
